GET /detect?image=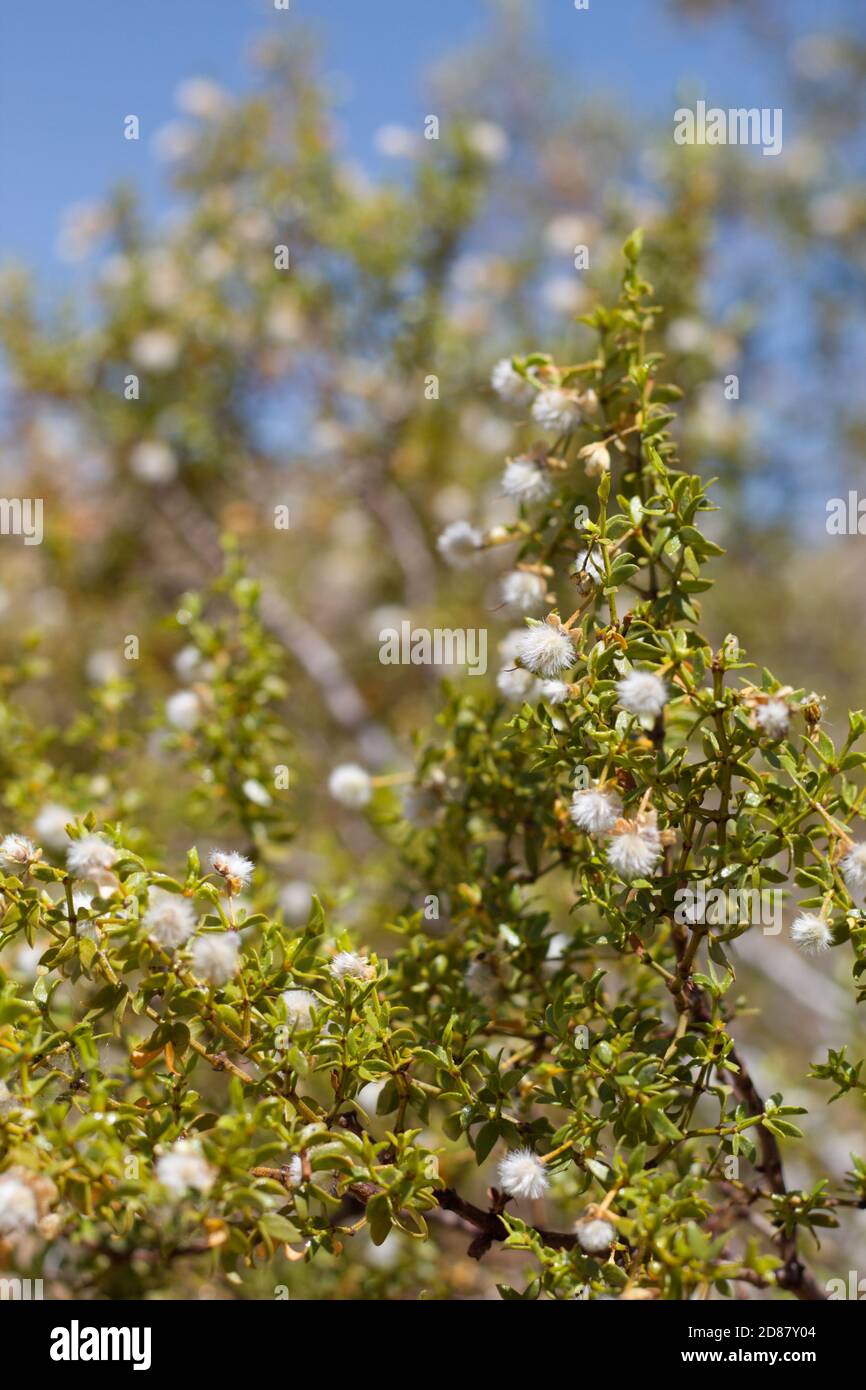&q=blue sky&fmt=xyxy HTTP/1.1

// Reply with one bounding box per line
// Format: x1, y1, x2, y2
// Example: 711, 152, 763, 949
0, 0, 814, 276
